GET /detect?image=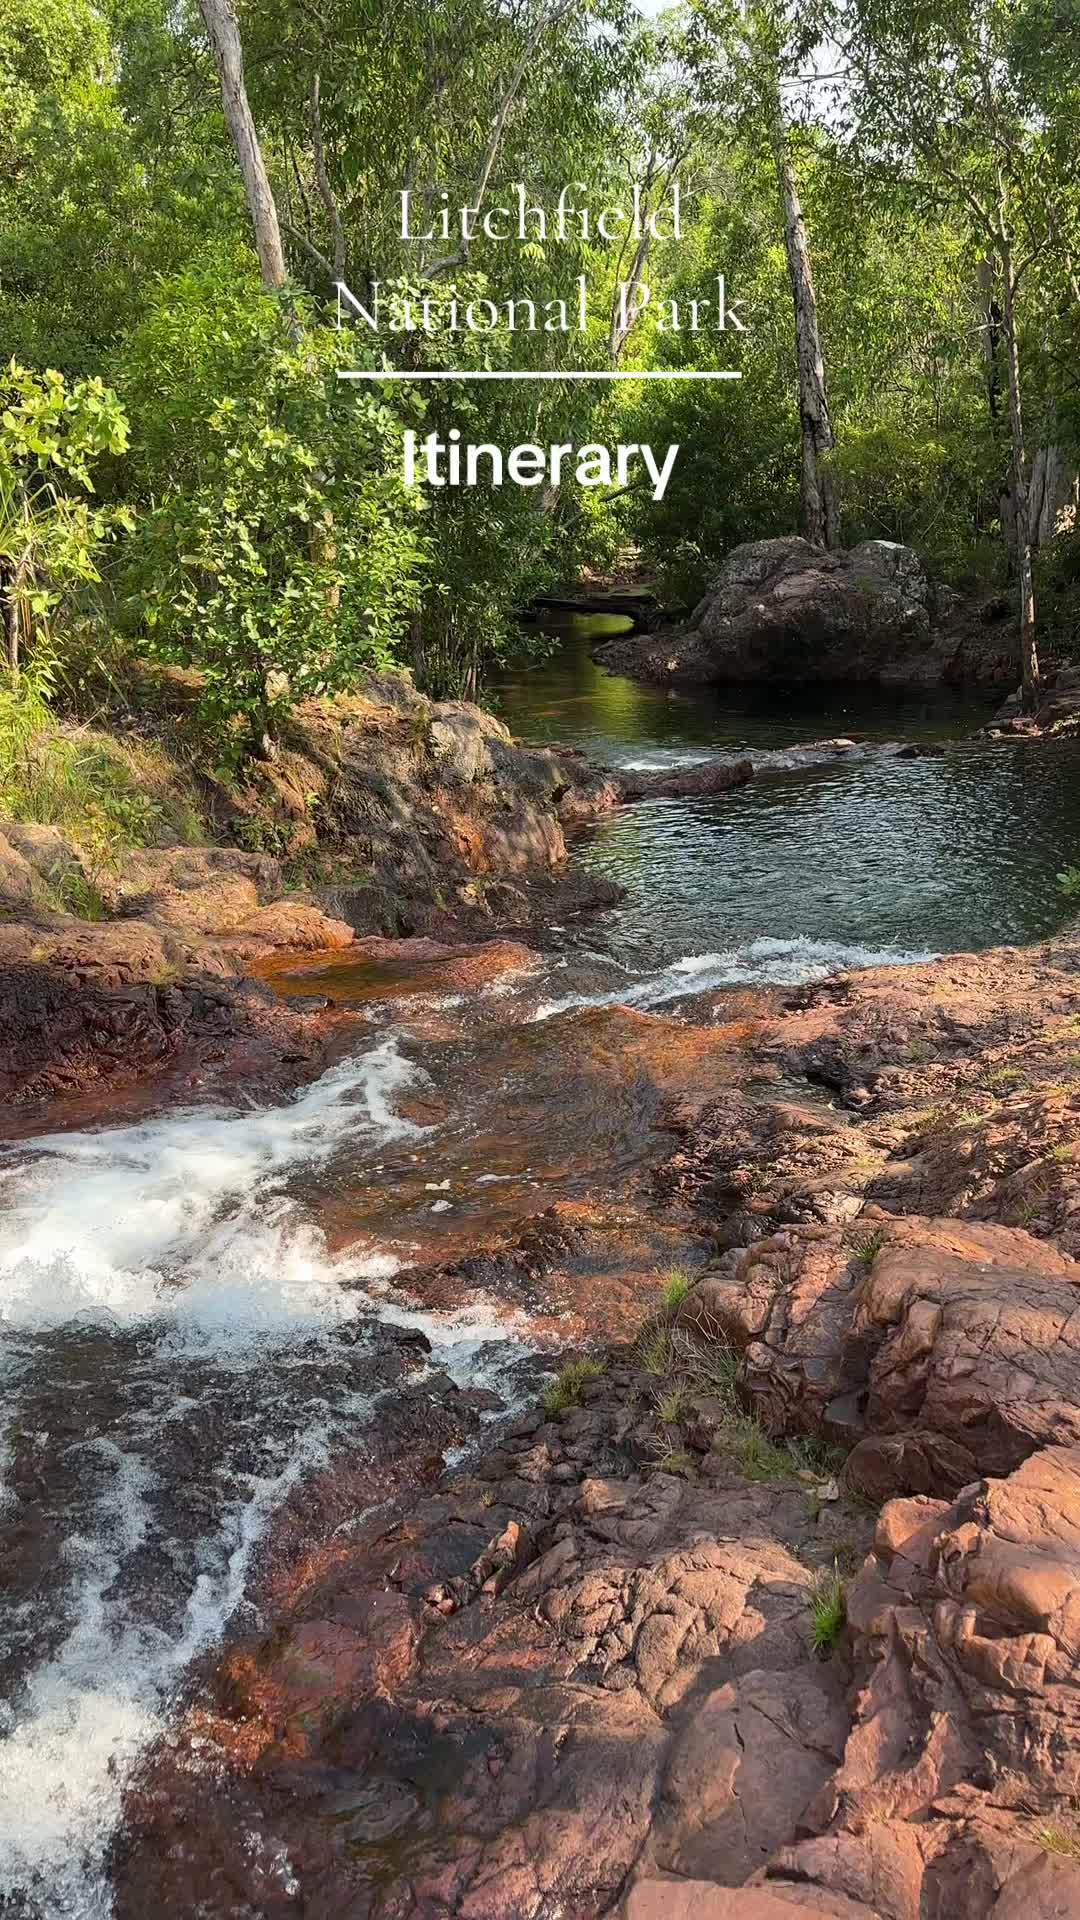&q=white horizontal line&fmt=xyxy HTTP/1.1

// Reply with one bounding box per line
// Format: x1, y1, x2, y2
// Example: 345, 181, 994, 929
337, 369, 742, 382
